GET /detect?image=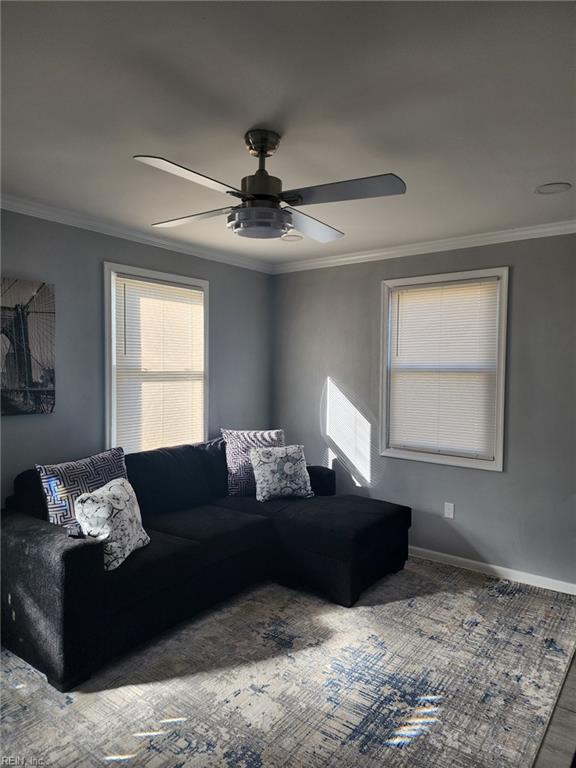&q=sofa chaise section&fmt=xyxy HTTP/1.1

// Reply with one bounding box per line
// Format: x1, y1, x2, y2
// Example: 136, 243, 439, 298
220, 493, 411, 606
